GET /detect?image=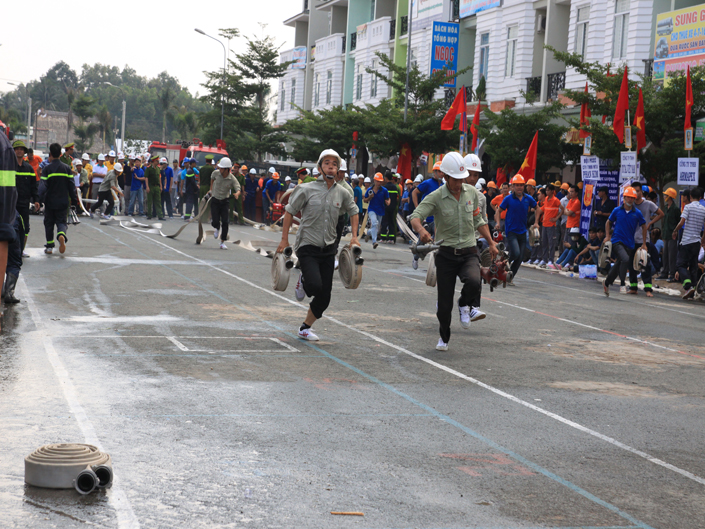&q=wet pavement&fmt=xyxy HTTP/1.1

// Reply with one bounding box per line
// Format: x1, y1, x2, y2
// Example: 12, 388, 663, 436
1, 217, 704, 529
